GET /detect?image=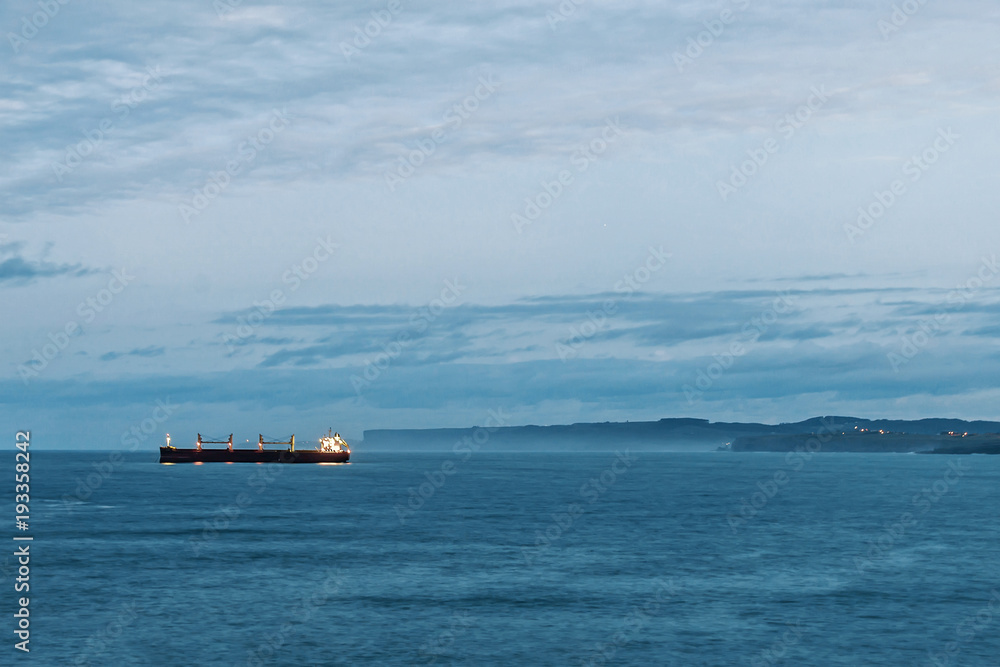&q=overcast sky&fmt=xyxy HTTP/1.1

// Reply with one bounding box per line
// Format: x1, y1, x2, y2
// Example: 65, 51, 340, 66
3, 0, 999, 448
